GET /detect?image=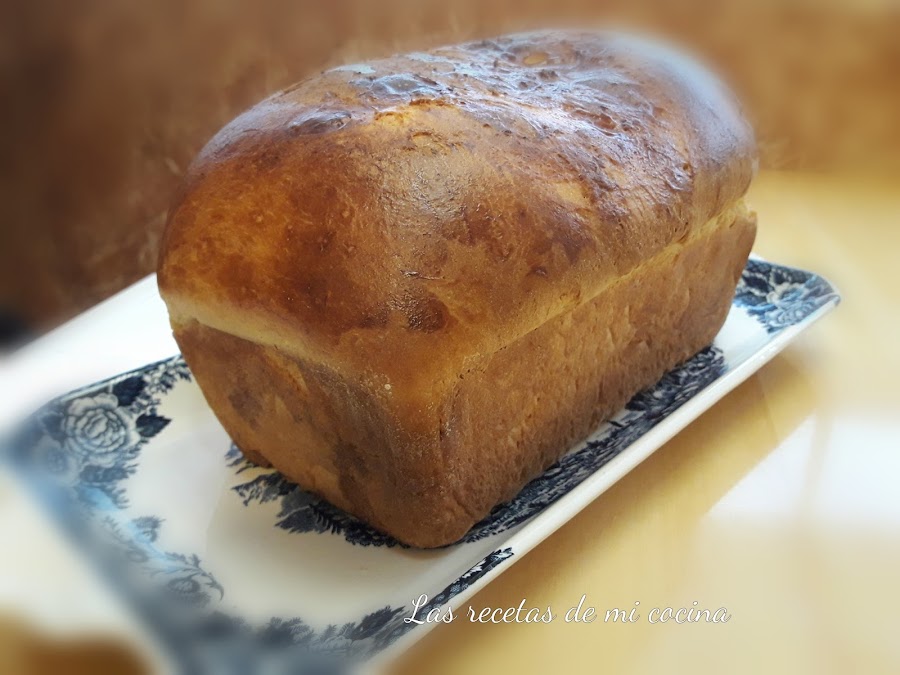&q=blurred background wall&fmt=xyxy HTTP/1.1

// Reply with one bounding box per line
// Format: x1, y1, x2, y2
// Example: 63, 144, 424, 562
1, 0, 898, 336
